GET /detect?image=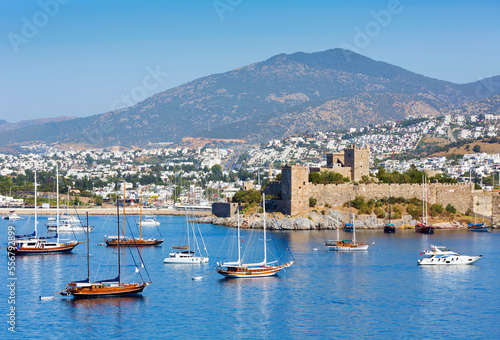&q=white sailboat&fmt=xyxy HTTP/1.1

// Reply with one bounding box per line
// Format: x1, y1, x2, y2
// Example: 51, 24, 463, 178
163, 207, 209, 264
216, 194, 294, 278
